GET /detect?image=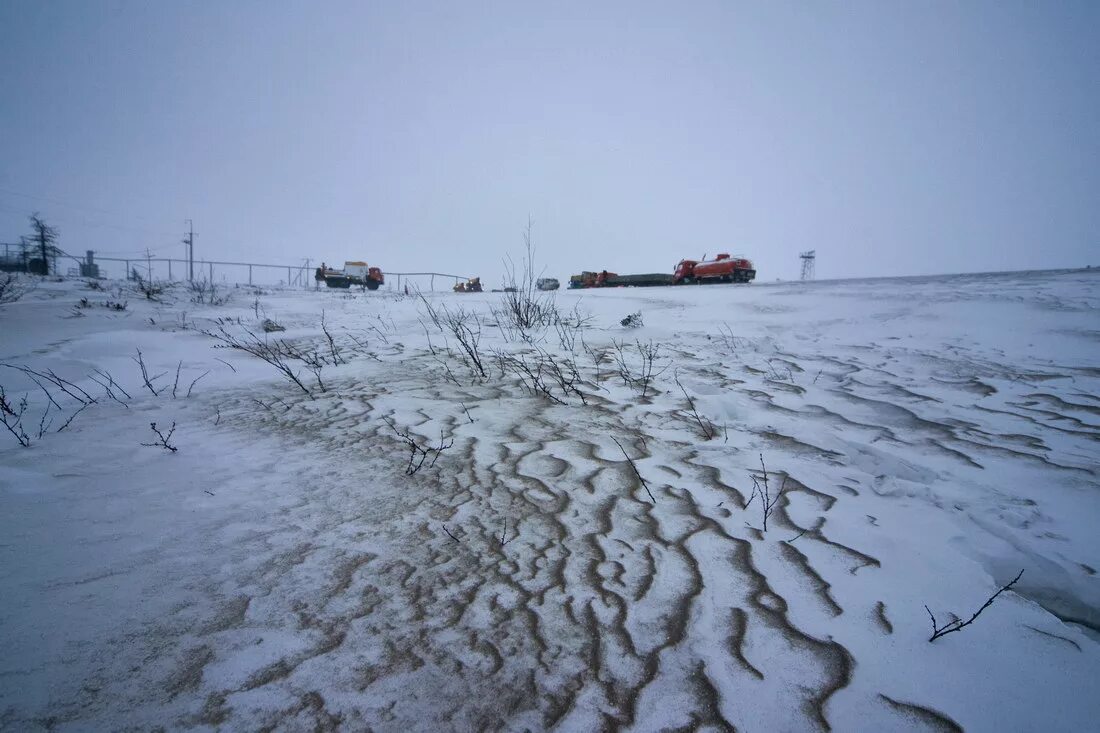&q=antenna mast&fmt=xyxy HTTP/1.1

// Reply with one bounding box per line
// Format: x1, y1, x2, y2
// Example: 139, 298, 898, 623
800, 250, 816, 281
